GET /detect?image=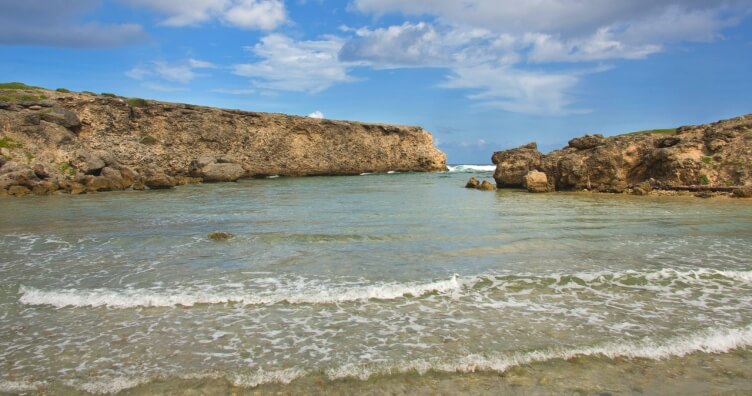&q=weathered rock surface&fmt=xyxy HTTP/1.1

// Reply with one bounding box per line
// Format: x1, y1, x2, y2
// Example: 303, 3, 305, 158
0, 87, 446, 195
523, 170, 549, 193
492, 115, 752, 196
